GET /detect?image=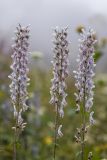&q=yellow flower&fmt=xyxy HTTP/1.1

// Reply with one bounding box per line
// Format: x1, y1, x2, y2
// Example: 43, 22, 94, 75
44, 136, 53, 145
